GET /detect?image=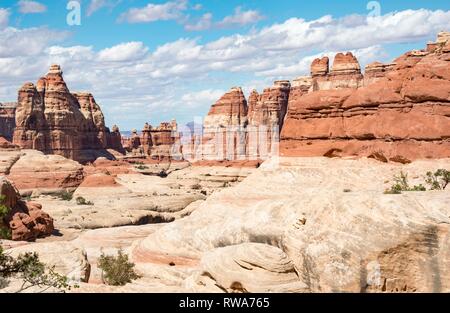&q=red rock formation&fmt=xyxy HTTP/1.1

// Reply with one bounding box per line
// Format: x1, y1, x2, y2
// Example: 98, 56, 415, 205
0, 102, 16, 141
311, 56, 329, 77
7, 150, 85, 191
79, 173, 119, 188
364, 62, 395, 86
247, 81, 291, 159
0, 136, 18, 149
106, 124, 126, 155
0, 177, 54, 241
124, 129, 143, 156
280, 33, 450, 160
141, 120, 181, 160
312, 52, 363, 91
200, 87, 248, 161
12, 65, 124, 163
